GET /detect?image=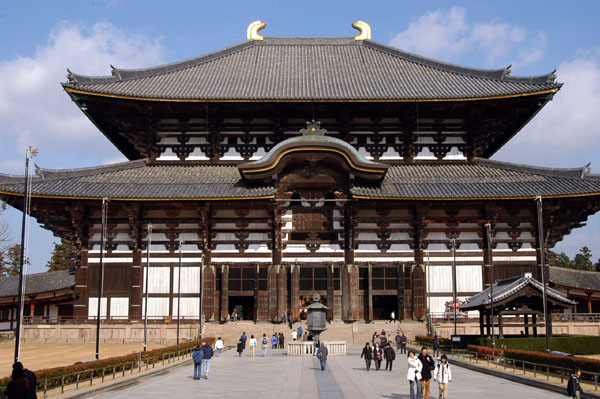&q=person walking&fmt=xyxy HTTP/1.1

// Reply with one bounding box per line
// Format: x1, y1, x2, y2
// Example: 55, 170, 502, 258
297, 325, 303, 337
389, 310, 396, 323
317, 343, 328, 371
313, 337, 320, 356
236, 339, 244, 357
215, 337, 224, 357
395, 331, 402, 351
192, 345, 204, 380
249, 334, 257, 357
373, 342, 383, 371
271, 333, 278, 349
418, 347, 435, 399
361, 342, 373, 371
288, 313, 293, 329
407, 351, 423, 399
291, 329, 298, 341
432, 336, 440, 359
23, 366, 36, 399
201, 341, 214, 379
6, 362, 29, 399
384, 343, 396, 371
261, 333, 269, 356
380, 332, 388, 347
567, 368, 584, 399
400, 332, 407, 354
282, 310, 287, 323
278, 332, 285, 349
434, 354, 452, 399
241, 331, 247, 350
